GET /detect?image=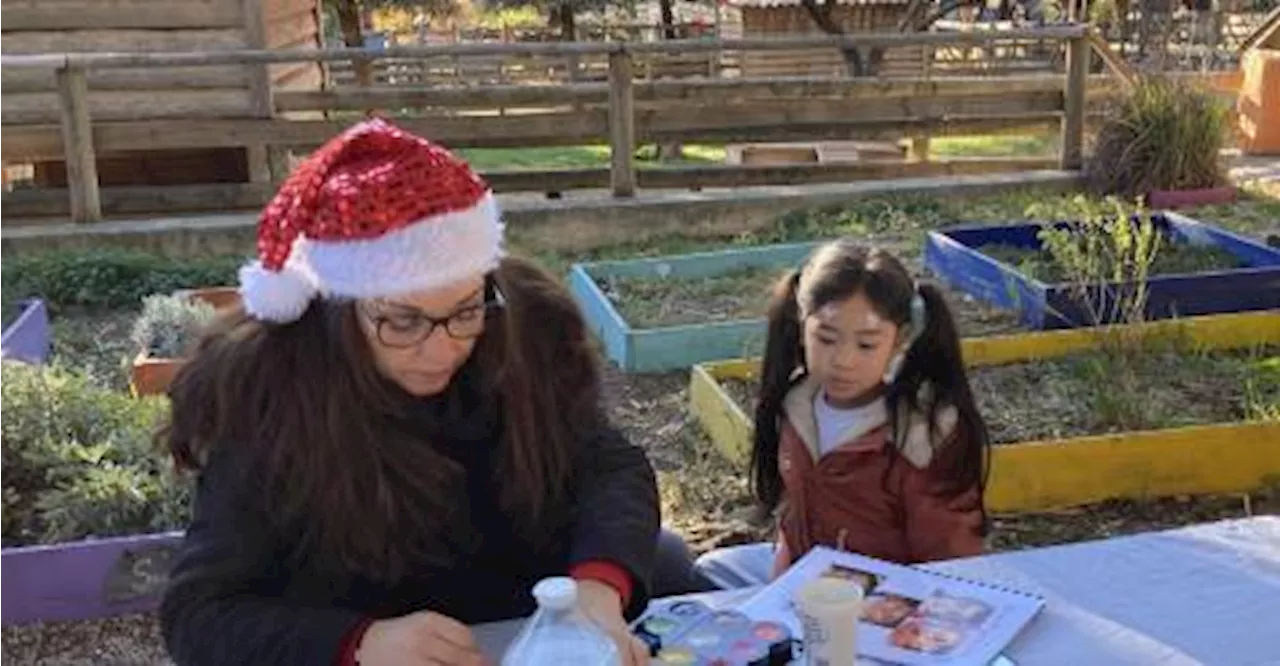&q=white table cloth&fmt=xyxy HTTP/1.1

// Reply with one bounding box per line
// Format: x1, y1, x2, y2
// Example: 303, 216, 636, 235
475, 516, 1280, 665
